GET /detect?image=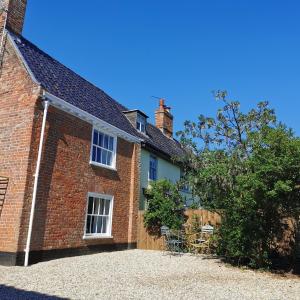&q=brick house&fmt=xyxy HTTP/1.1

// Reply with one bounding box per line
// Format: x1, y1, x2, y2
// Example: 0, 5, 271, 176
0, 0, 192, 266
0, 0, 141, 266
